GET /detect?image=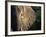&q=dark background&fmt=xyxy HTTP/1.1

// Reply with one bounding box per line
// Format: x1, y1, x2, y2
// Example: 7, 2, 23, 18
11, 5, 41, 31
